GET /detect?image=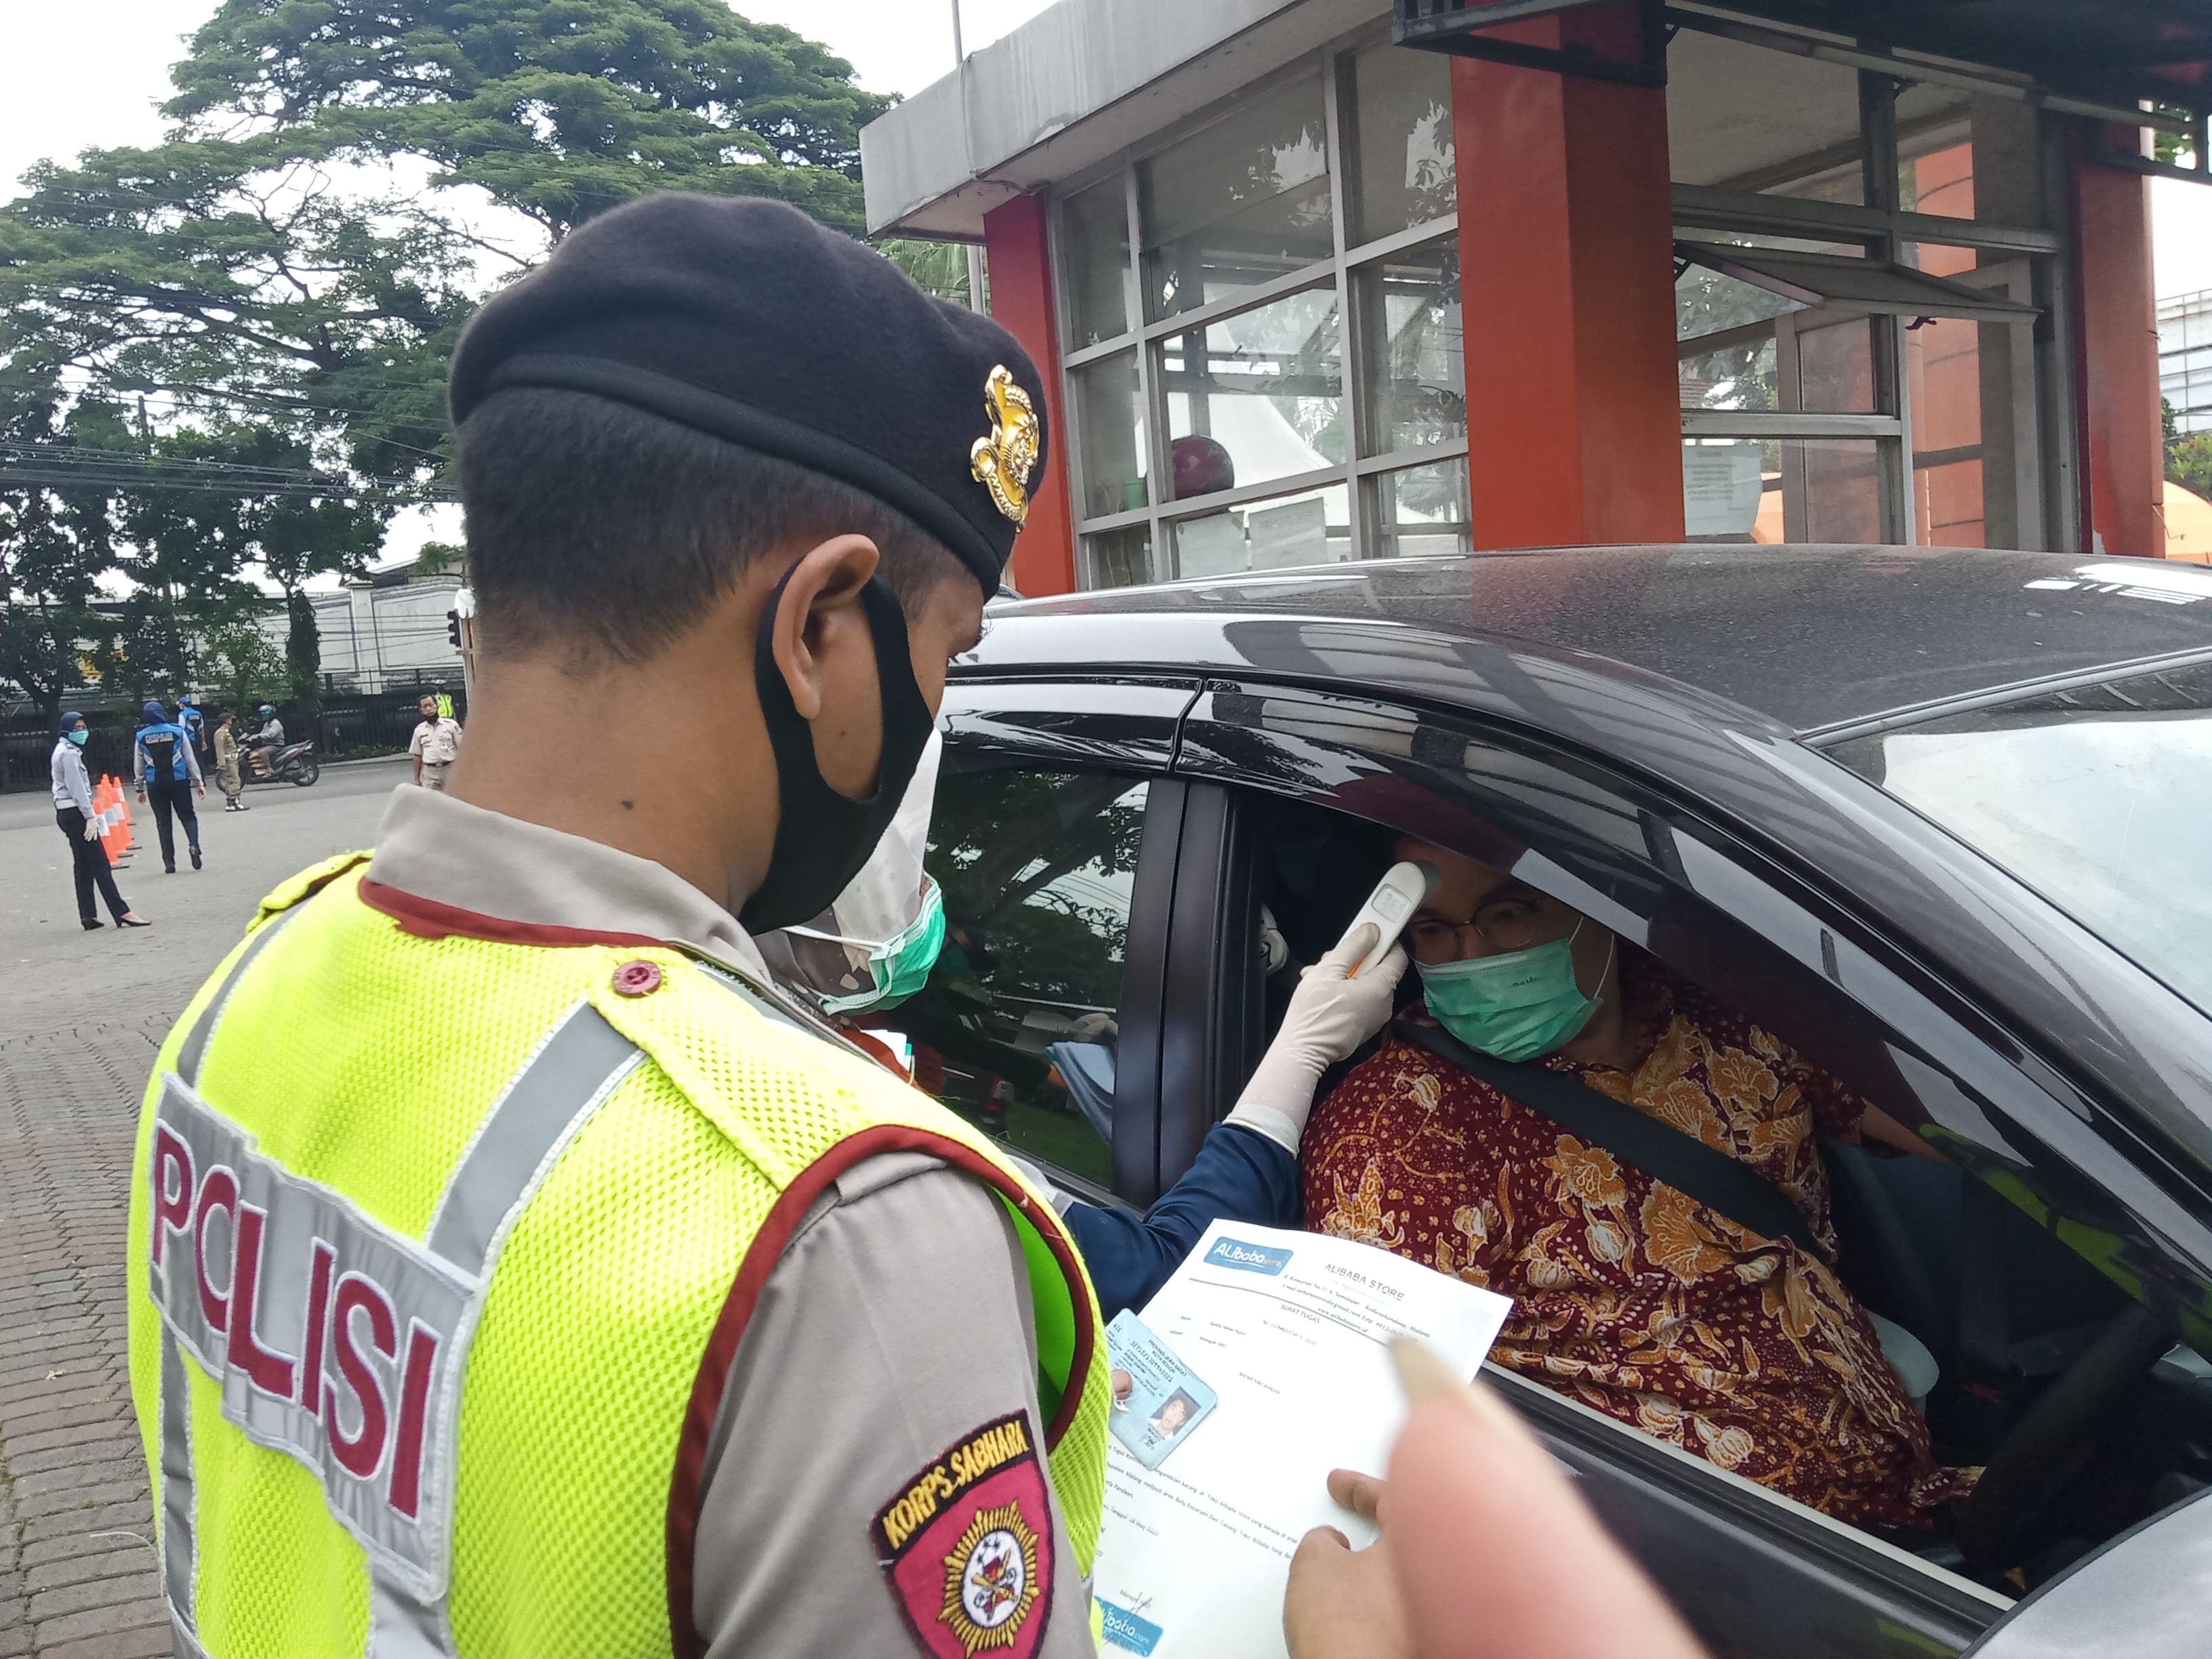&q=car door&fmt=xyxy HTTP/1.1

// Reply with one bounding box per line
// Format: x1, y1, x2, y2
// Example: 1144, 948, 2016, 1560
895, 674, 1197, 1207
1154, 674, 2144, 1658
